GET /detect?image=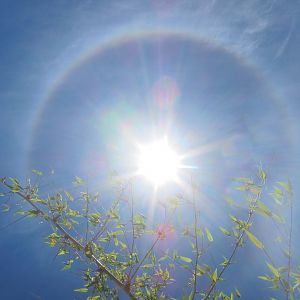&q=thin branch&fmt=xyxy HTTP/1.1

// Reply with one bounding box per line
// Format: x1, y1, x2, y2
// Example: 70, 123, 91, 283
262, 248, 289, 295
85, 188, 90, 244
2, 182, 136, 300
130, 237, 160, 281
0, 212, 31, 231
89, 200, 120, 244
191, 178, 199, 300
203, 191, 261, 300
130, 181, 135, 255
128, 181, 136, 279
286, 189, 293, 300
